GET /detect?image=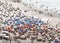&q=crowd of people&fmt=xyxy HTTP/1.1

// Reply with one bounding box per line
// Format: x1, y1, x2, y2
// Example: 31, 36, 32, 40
0, 1, 60, 43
